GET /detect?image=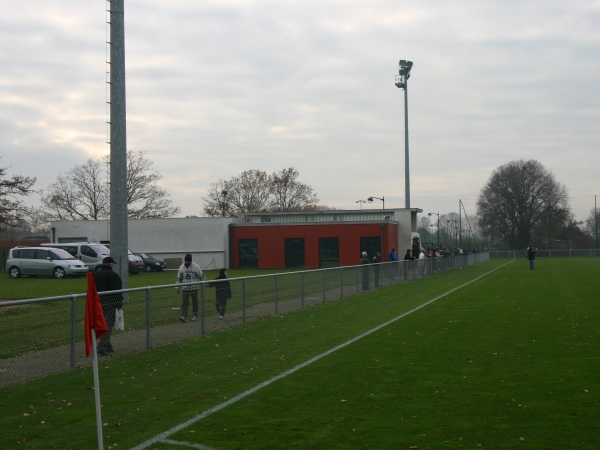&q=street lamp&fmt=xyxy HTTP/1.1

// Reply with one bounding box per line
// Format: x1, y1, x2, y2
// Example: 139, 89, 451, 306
395, 59, 413, 208
355, 200, 366, 210
428, 212, 439, 247
367, 196, 385, 209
